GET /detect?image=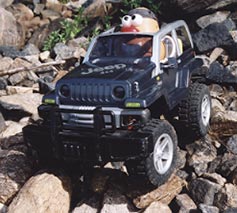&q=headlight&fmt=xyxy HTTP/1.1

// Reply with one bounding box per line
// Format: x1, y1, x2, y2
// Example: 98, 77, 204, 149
113, 86, 125, 99
60, 85, 70, 97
